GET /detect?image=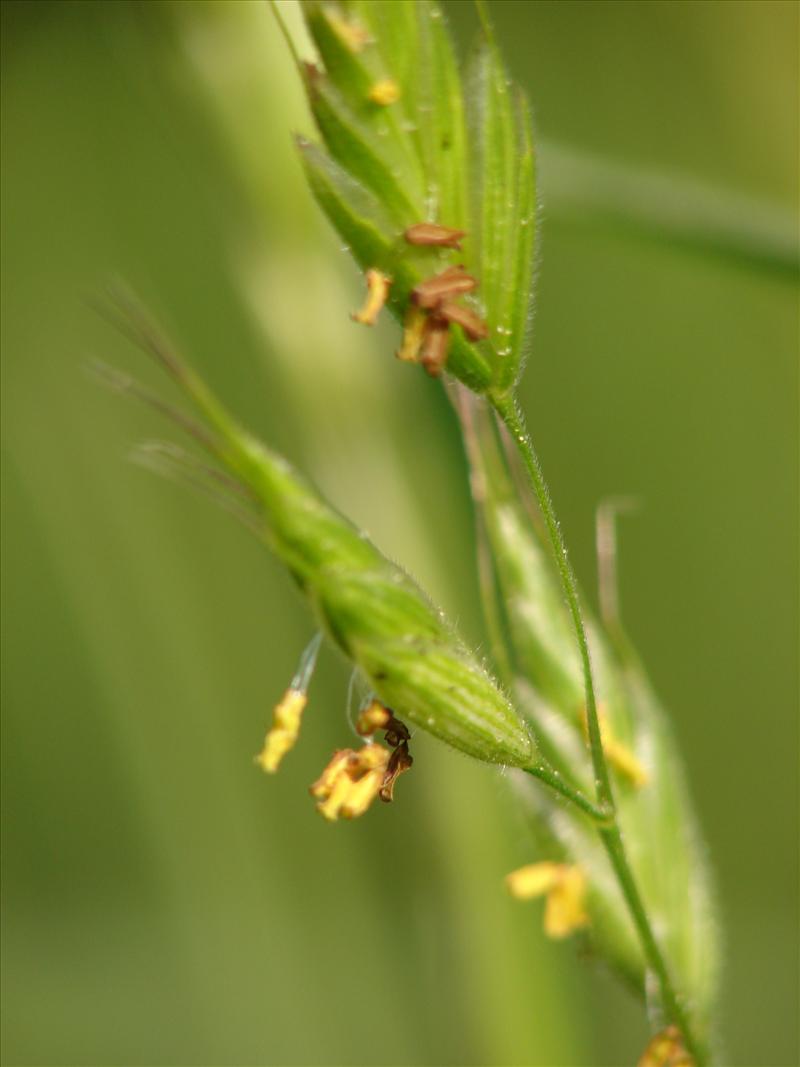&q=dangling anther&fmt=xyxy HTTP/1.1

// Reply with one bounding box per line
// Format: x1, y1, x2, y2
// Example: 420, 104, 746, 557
356, 699, 410, 747
379, 742, 413, 803
352, 269, 392, 326
396, 305, 428, 363
255, 632, 322, 775
356, 699, 391, 737
311, 745, 391, 821
420, 318, 451, 378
